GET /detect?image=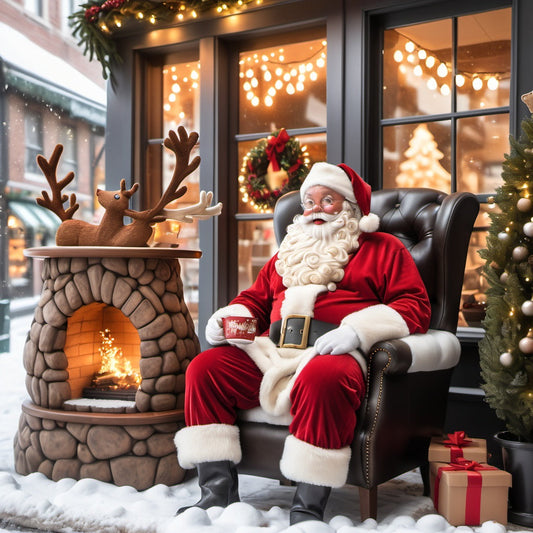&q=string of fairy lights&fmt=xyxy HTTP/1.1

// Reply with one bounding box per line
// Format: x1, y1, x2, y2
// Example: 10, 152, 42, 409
239, 41, 327, 108
393, 38, 504, 96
